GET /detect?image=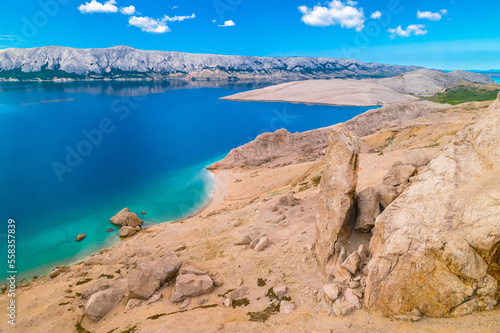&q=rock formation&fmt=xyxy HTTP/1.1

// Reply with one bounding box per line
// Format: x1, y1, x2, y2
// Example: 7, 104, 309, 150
110, 208, 143, 228
209, 128, 331, 169
171, 274, 214, 303
84, 289, 121, 322
127, 253, 182, 299
316, 127, 360, 277
364, 93, 500, 317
